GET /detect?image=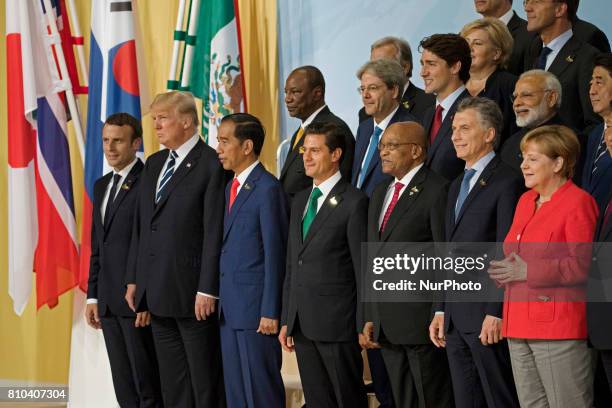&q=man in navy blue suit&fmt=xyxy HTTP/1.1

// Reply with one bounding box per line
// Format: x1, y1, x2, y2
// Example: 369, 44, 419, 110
216, 113, 288, 408
582, 53, 612, 211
